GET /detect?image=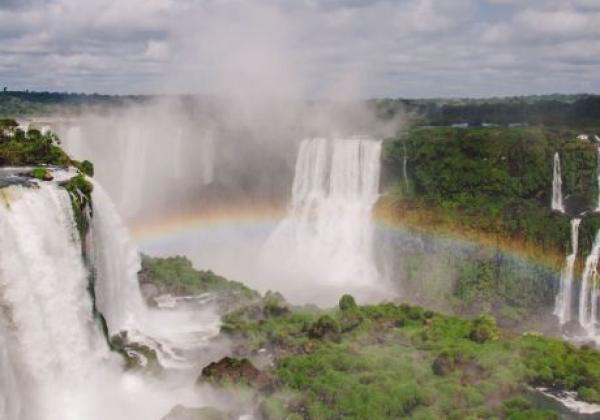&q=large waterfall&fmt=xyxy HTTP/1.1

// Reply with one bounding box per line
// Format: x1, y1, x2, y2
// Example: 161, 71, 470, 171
0, 177, 223, 419
552, 152, 565, 213
554, 218, 581, 324
259, 137, 384, 305
0, 183, 111, 419
56, 105, 216, 222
